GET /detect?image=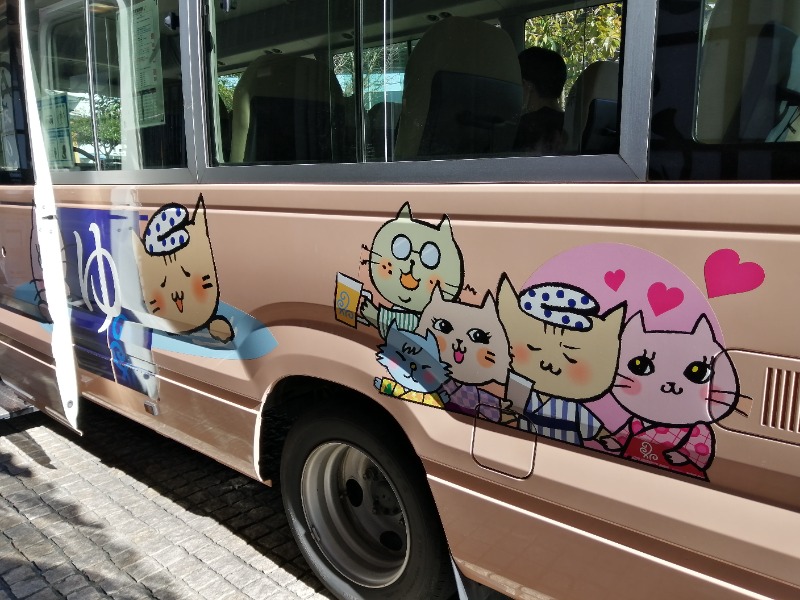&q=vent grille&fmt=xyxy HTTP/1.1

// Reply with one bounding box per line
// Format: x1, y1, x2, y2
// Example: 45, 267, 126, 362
762, 368, 800, 432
